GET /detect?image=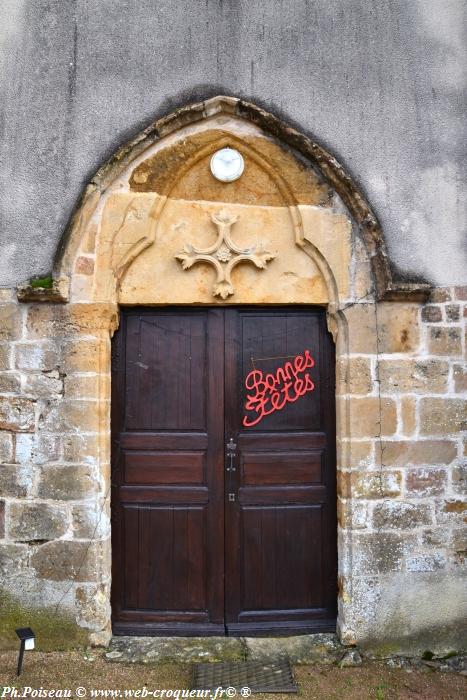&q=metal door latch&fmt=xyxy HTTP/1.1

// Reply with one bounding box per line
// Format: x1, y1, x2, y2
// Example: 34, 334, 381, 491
226, 437, 237, 472
228, 493, 236, 502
